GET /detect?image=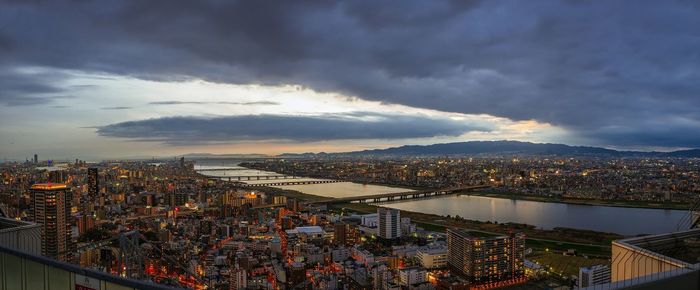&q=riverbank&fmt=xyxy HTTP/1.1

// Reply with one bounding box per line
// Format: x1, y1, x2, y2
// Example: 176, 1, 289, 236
470, 191, 691, 210
338, 202, 614, 257
253, 185, 616, 257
